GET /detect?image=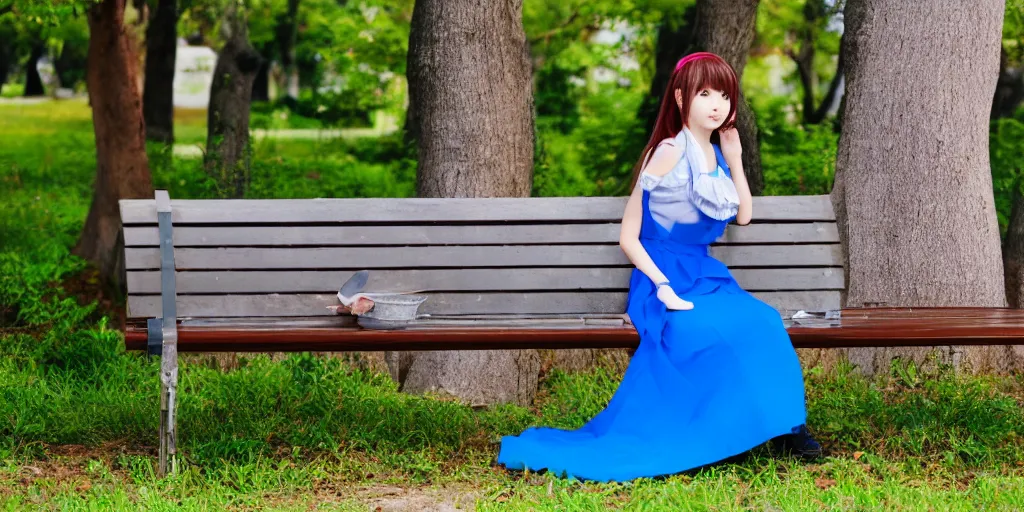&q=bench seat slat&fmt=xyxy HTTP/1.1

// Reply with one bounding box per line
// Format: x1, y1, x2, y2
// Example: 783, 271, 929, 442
127, 290, 841, 318
126, 267, 844, 294
124, 244, 842, 270
122, 222, 840, 247
119, 195, 835, 224
121, 307, 1024, 352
